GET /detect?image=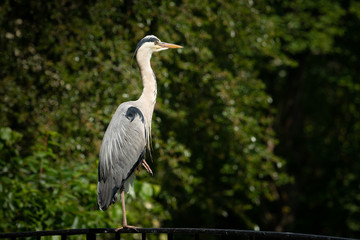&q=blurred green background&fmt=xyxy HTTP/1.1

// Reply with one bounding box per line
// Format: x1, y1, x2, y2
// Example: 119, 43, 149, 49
1, 0, 359, 238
